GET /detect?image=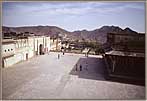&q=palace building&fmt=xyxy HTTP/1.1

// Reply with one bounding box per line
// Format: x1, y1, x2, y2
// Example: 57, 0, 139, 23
104, 32, 145, 82
2, 34, 61, 68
